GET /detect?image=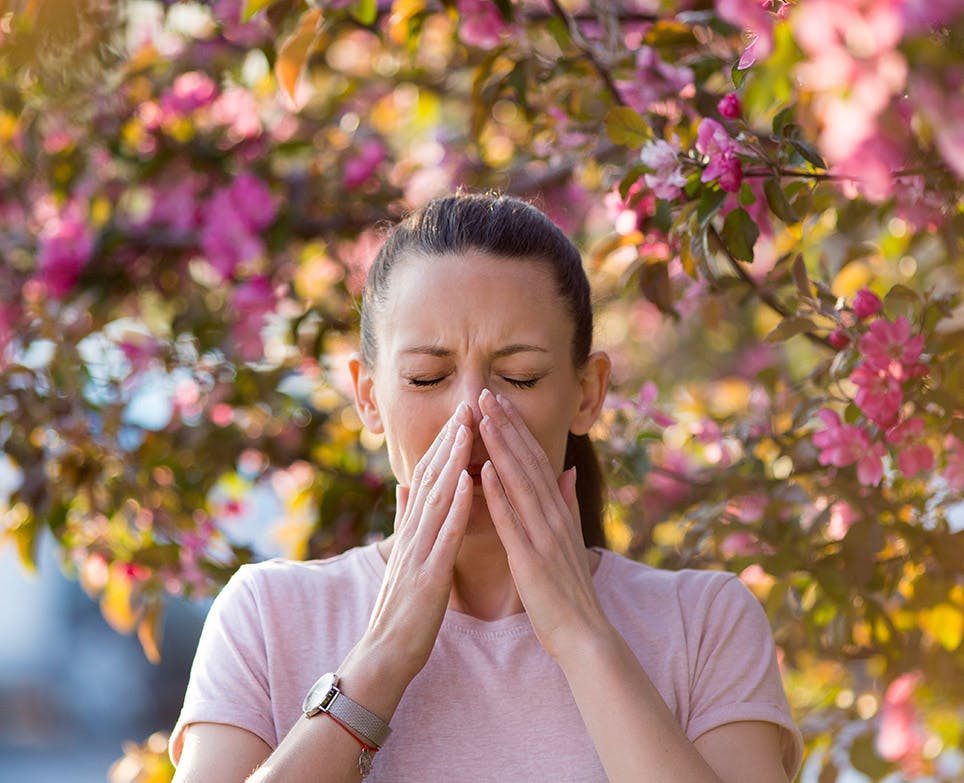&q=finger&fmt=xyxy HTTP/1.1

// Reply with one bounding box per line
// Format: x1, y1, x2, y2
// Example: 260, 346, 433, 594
479, 412, 556, 544
480, 459, 530, 554
408, 421, 473, 546
558, 466, 580, 529
429, 469, 473, 565
408, 404, 466, 492
489, 392, 570, 521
